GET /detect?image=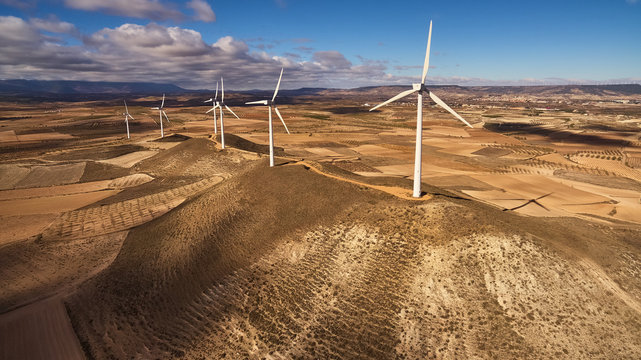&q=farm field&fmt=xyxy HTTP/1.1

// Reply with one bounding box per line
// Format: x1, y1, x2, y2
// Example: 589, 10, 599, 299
1, 85, 640, 358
